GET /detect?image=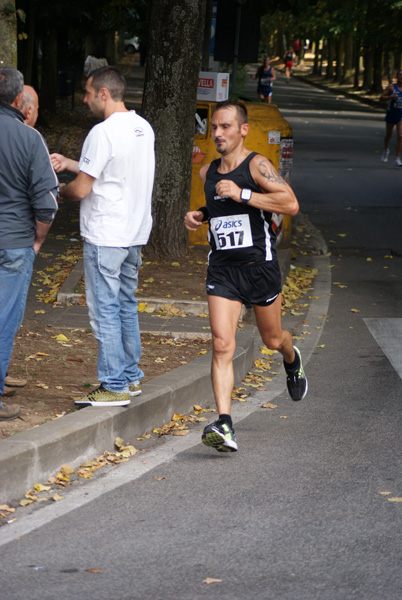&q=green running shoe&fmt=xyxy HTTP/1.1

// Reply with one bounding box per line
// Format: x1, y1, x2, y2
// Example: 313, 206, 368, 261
285, 346, 308, 401
128, 381, 142, 397
74, 384, 130, 407
202, 420, 238, 452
